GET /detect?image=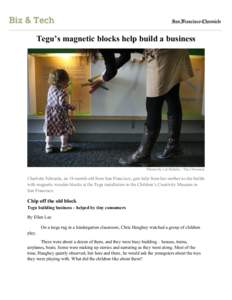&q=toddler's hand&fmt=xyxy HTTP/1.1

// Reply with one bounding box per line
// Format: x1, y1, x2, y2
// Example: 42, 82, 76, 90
70, 104, 76, 111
